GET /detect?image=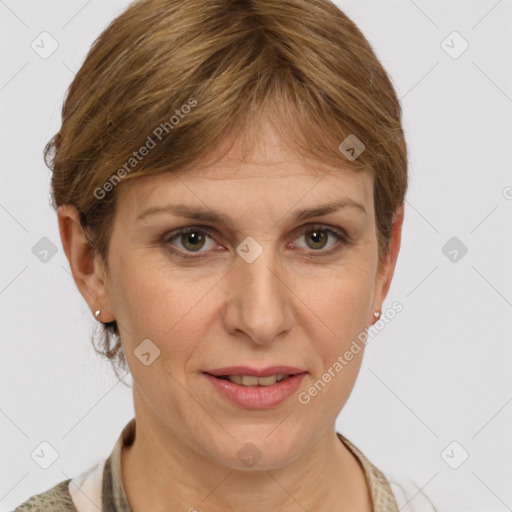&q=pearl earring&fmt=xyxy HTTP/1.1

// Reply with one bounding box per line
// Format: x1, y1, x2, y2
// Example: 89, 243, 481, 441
373, 310, 381, 319
94, 309, 101, 318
